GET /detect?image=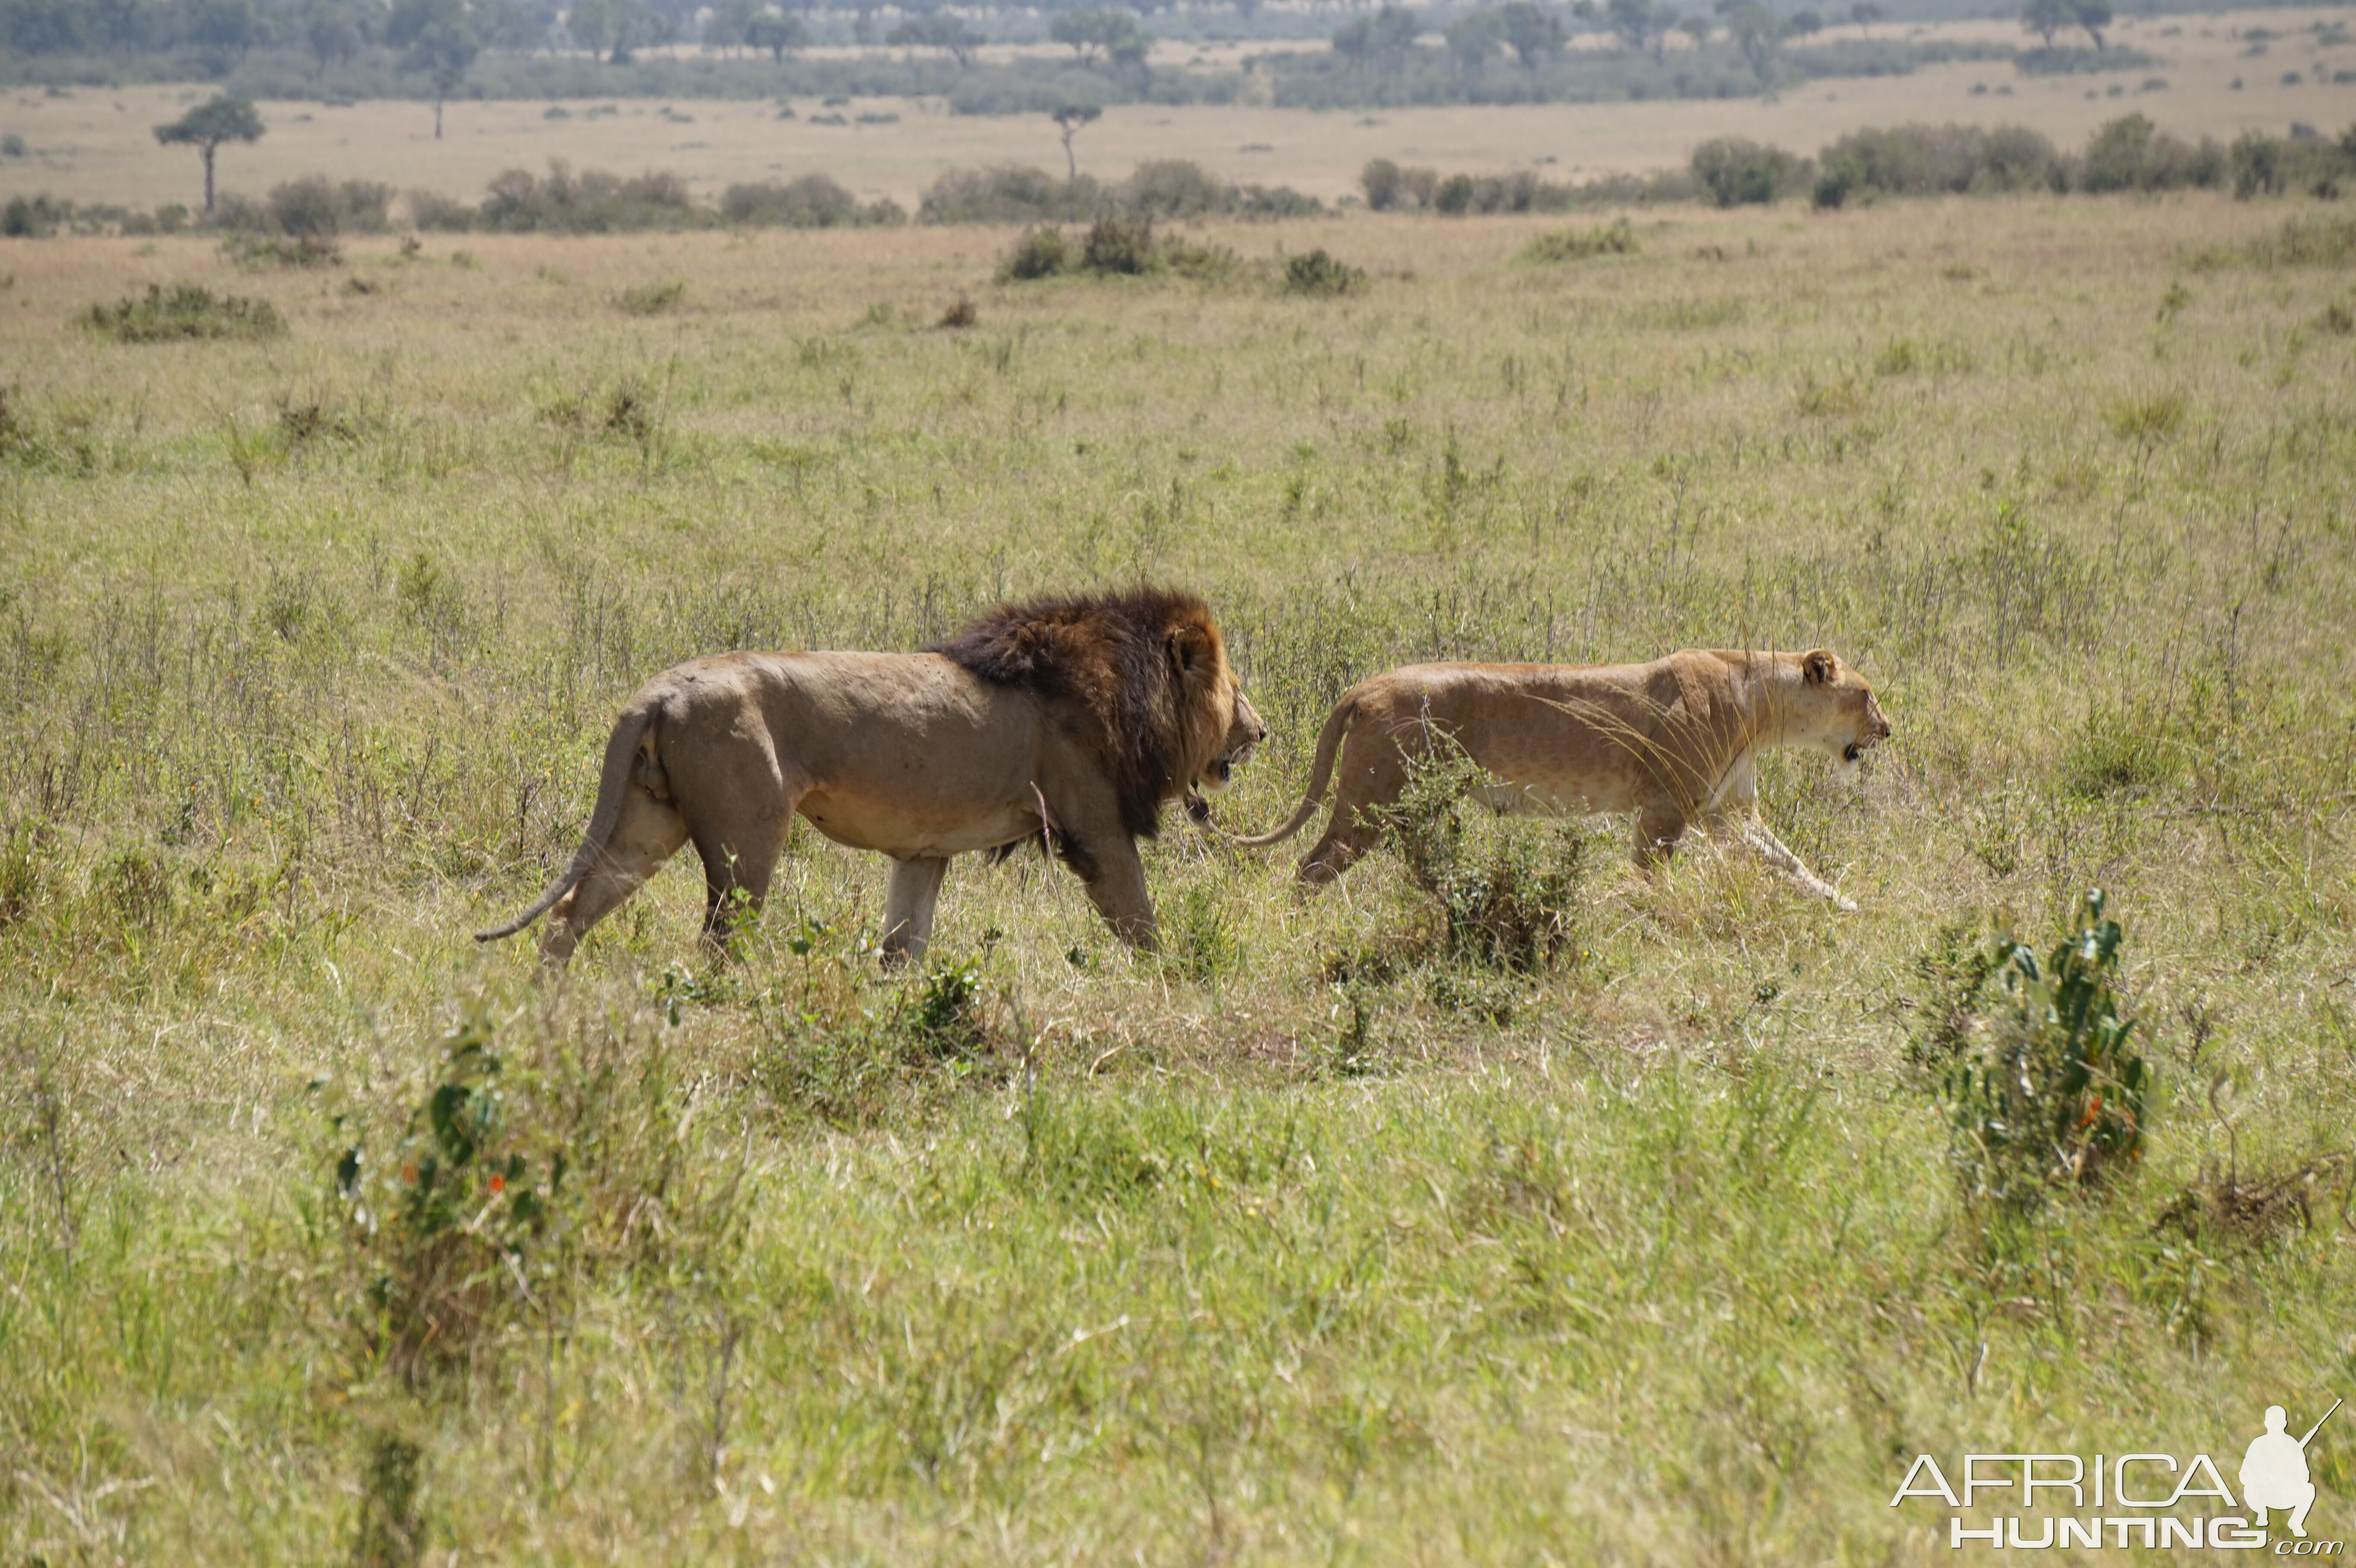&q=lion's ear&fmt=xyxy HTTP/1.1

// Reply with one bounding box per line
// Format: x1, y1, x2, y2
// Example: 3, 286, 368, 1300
1168, 623, 1217, 679
1802, 649, 1835, 685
